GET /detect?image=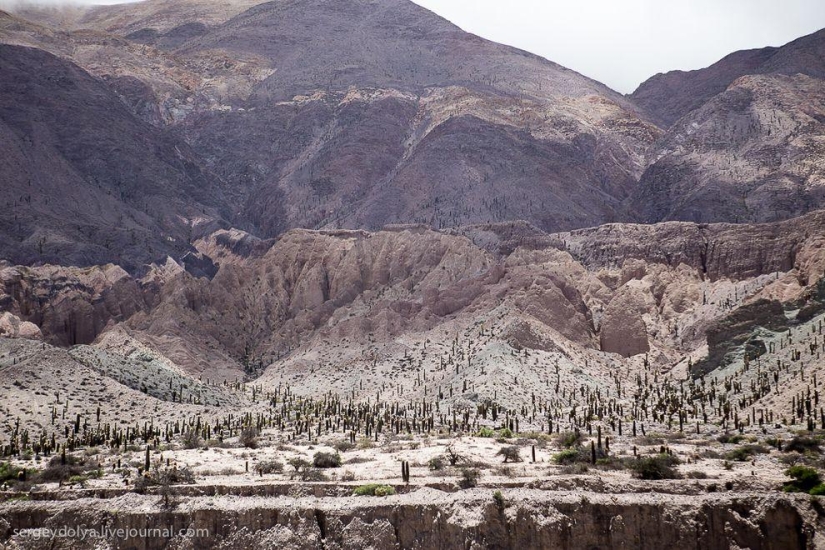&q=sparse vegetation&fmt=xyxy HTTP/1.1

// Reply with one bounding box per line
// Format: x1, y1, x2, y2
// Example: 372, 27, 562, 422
313, 452, 342, 468
630, 454, 680, 480
353, 483, 396, 497
459, 468, 480, 489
